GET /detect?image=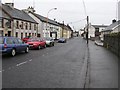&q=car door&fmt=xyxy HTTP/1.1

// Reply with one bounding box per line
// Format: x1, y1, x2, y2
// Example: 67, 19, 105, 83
40, 38, 45, 46
17, 38, 26, 51
13, 38, 20, 52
